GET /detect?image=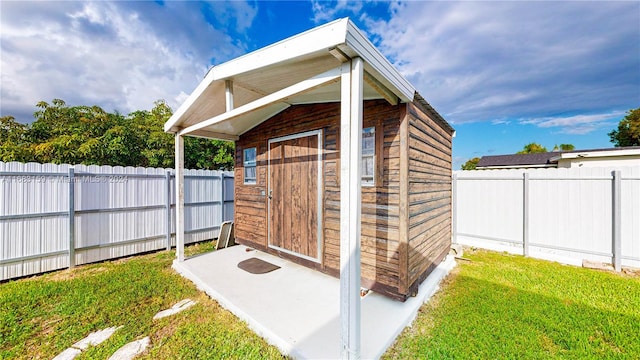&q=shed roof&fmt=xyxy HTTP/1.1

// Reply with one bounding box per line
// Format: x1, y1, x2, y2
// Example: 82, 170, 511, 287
164, 18, 452, 140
